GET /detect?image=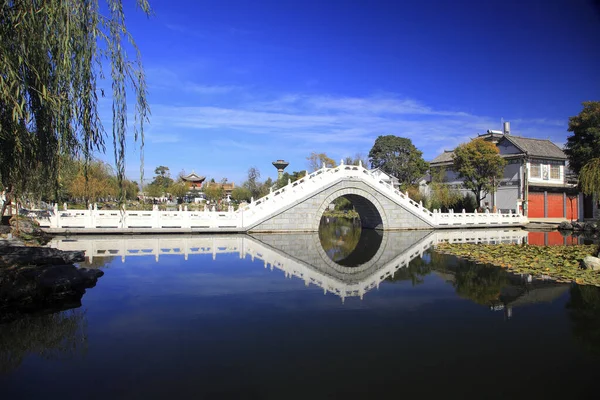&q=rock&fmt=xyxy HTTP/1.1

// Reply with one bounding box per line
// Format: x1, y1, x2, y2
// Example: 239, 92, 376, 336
583, 222, 596, 232
0, 262, 104, 322
572, 221, 585, 231
0, 246, 85, 267
8, 215, 51, 245
582, 256, 600, 271
558, 221, 573, 231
